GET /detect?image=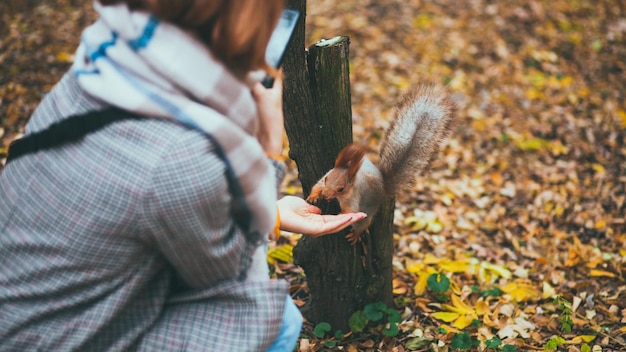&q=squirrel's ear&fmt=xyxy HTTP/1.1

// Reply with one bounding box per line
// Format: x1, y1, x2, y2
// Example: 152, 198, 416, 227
335, 144, 366, 180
